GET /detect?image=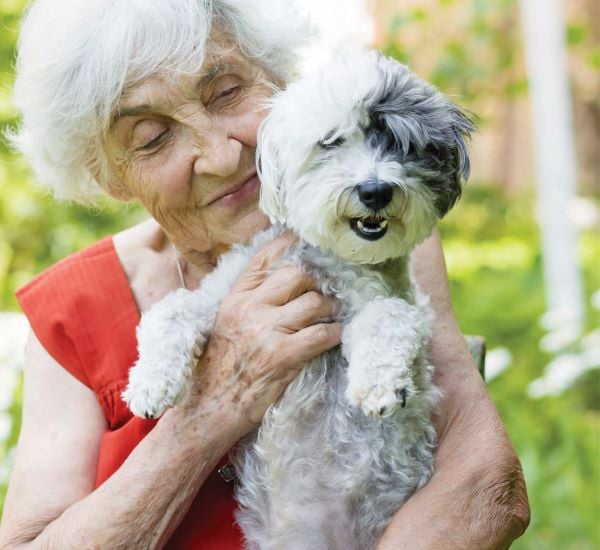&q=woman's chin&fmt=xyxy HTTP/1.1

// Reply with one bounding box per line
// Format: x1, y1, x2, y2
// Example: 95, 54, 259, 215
219, 207, 271, 246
